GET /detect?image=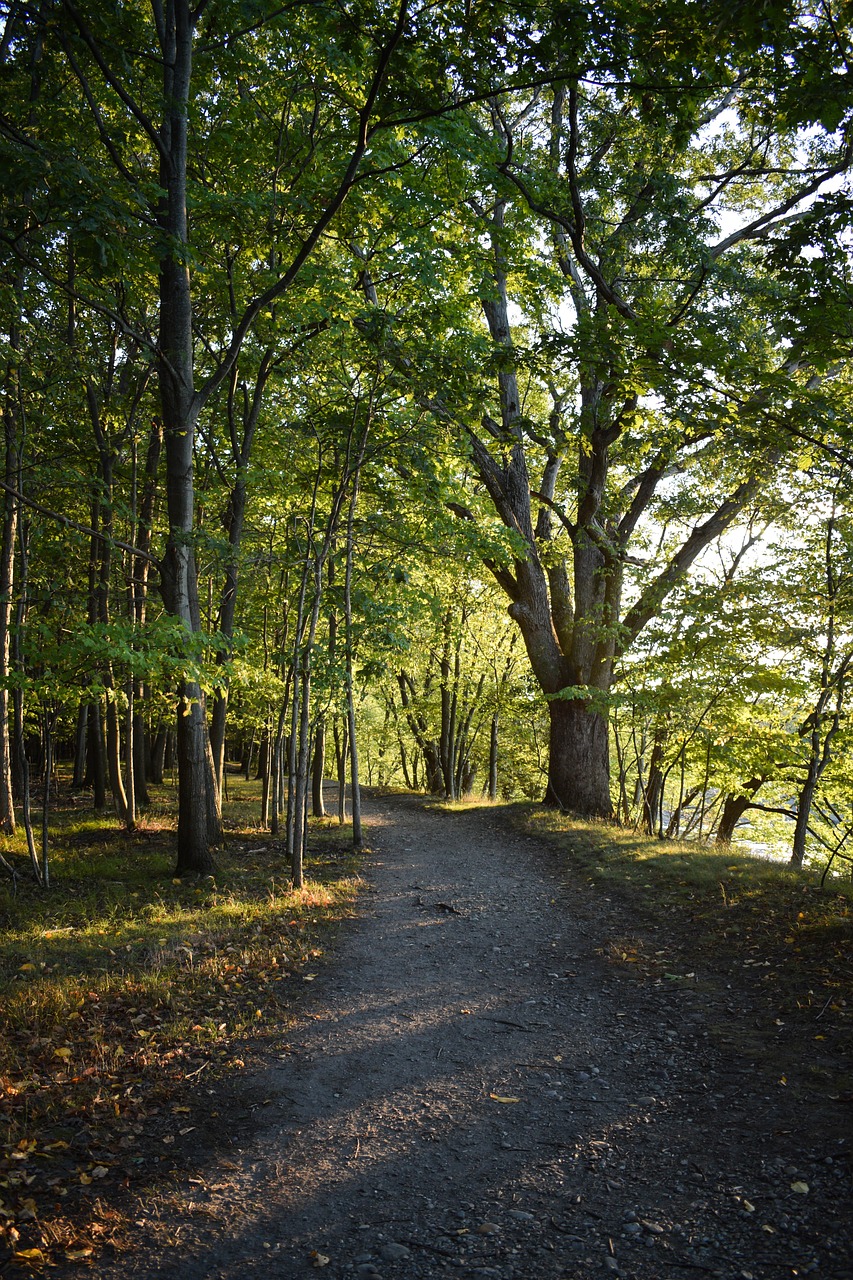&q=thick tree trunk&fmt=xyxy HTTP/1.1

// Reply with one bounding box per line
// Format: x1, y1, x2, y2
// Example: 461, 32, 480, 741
715, 794, 752, 845
543, 698, 612, 818
715, 777, 765, 845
